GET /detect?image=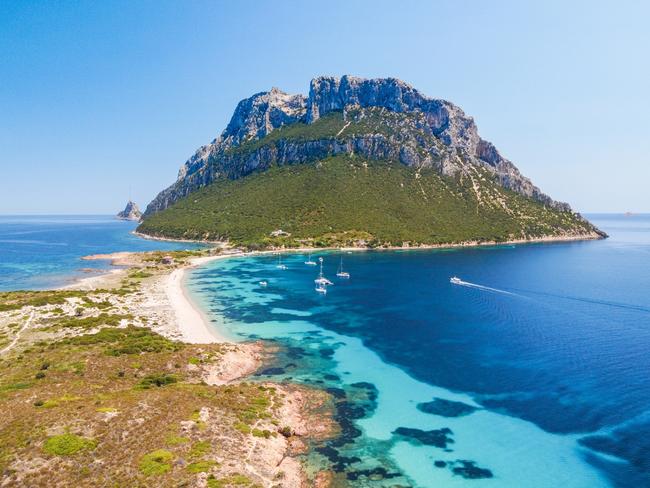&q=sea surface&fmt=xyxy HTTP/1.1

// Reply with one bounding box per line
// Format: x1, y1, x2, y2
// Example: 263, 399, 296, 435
0, 215, 200, 290
186, 214, 650, 487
